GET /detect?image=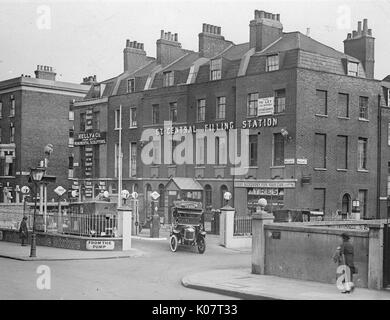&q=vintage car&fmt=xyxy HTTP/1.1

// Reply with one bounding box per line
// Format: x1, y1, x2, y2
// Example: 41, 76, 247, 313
169, 200, 206, 254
